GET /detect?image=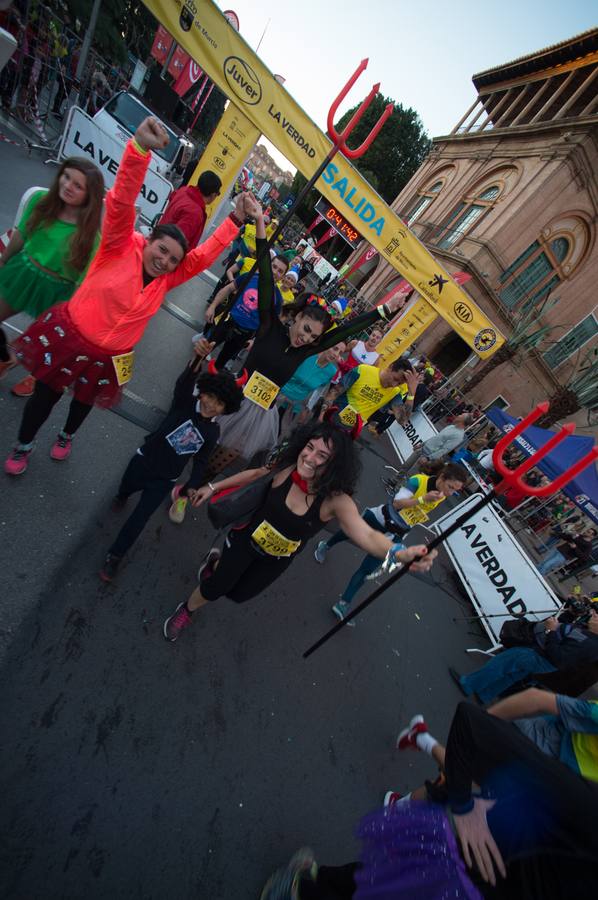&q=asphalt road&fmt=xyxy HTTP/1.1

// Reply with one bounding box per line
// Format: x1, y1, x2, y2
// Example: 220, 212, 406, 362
0, 140, 485, 899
